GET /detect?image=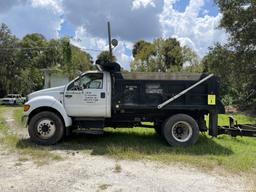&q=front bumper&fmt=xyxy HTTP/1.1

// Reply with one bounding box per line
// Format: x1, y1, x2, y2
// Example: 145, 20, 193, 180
21, 115, 29, 127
